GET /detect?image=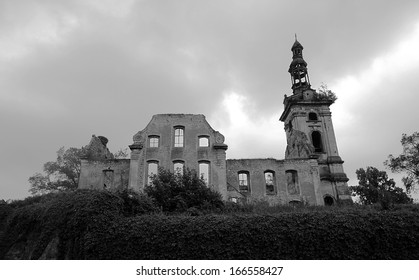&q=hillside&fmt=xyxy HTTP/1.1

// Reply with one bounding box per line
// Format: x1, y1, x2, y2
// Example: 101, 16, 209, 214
1, 190, 419, 259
